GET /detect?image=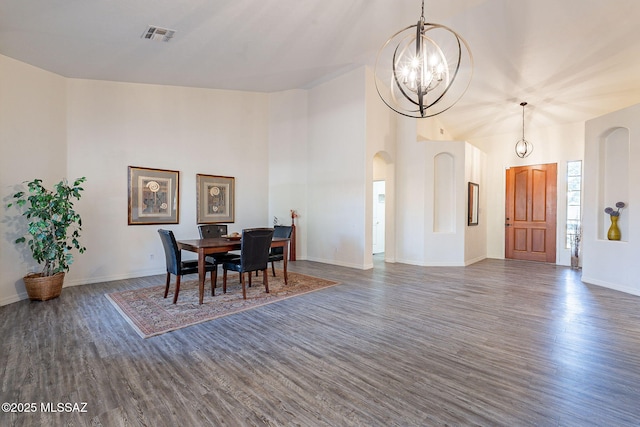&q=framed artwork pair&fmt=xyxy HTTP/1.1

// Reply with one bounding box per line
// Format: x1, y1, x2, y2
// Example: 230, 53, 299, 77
127, 166, 234, 225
